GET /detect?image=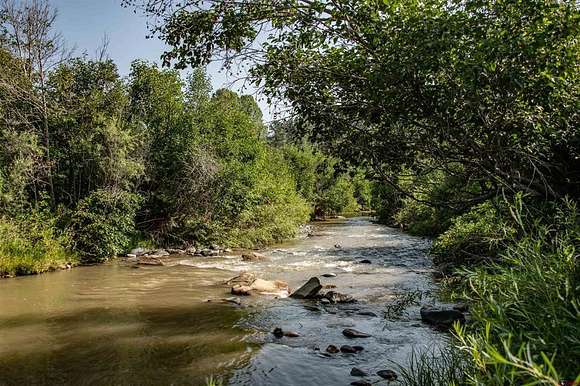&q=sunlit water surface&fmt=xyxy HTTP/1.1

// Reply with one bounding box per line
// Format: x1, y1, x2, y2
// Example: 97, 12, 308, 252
0, 217, 446, 385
